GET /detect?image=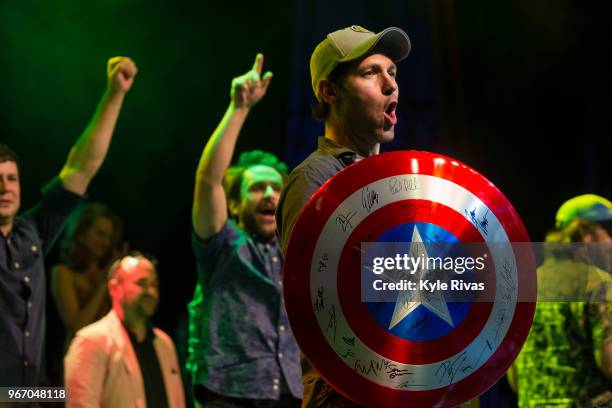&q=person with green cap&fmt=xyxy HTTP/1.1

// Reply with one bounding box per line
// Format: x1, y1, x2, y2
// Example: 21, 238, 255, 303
276, 25, 411, 407
556, 194, 612, 239
511, 194, 612, 407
